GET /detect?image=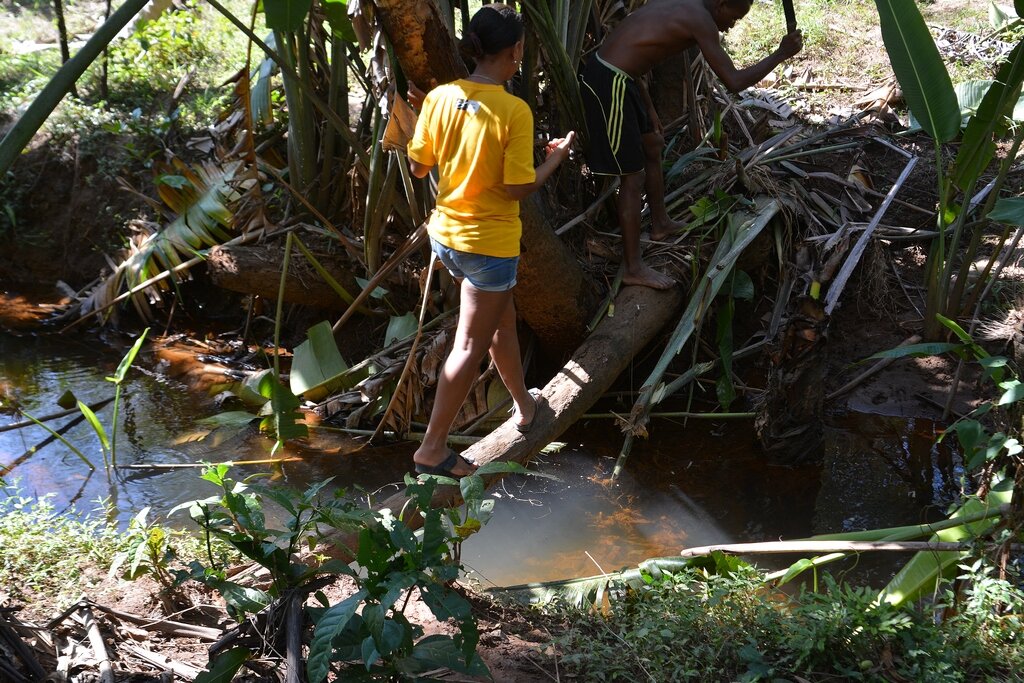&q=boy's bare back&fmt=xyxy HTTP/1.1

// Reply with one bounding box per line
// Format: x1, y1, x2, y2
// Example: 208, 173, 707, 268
599, 0, 724, 78
598, 0, 799, 94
